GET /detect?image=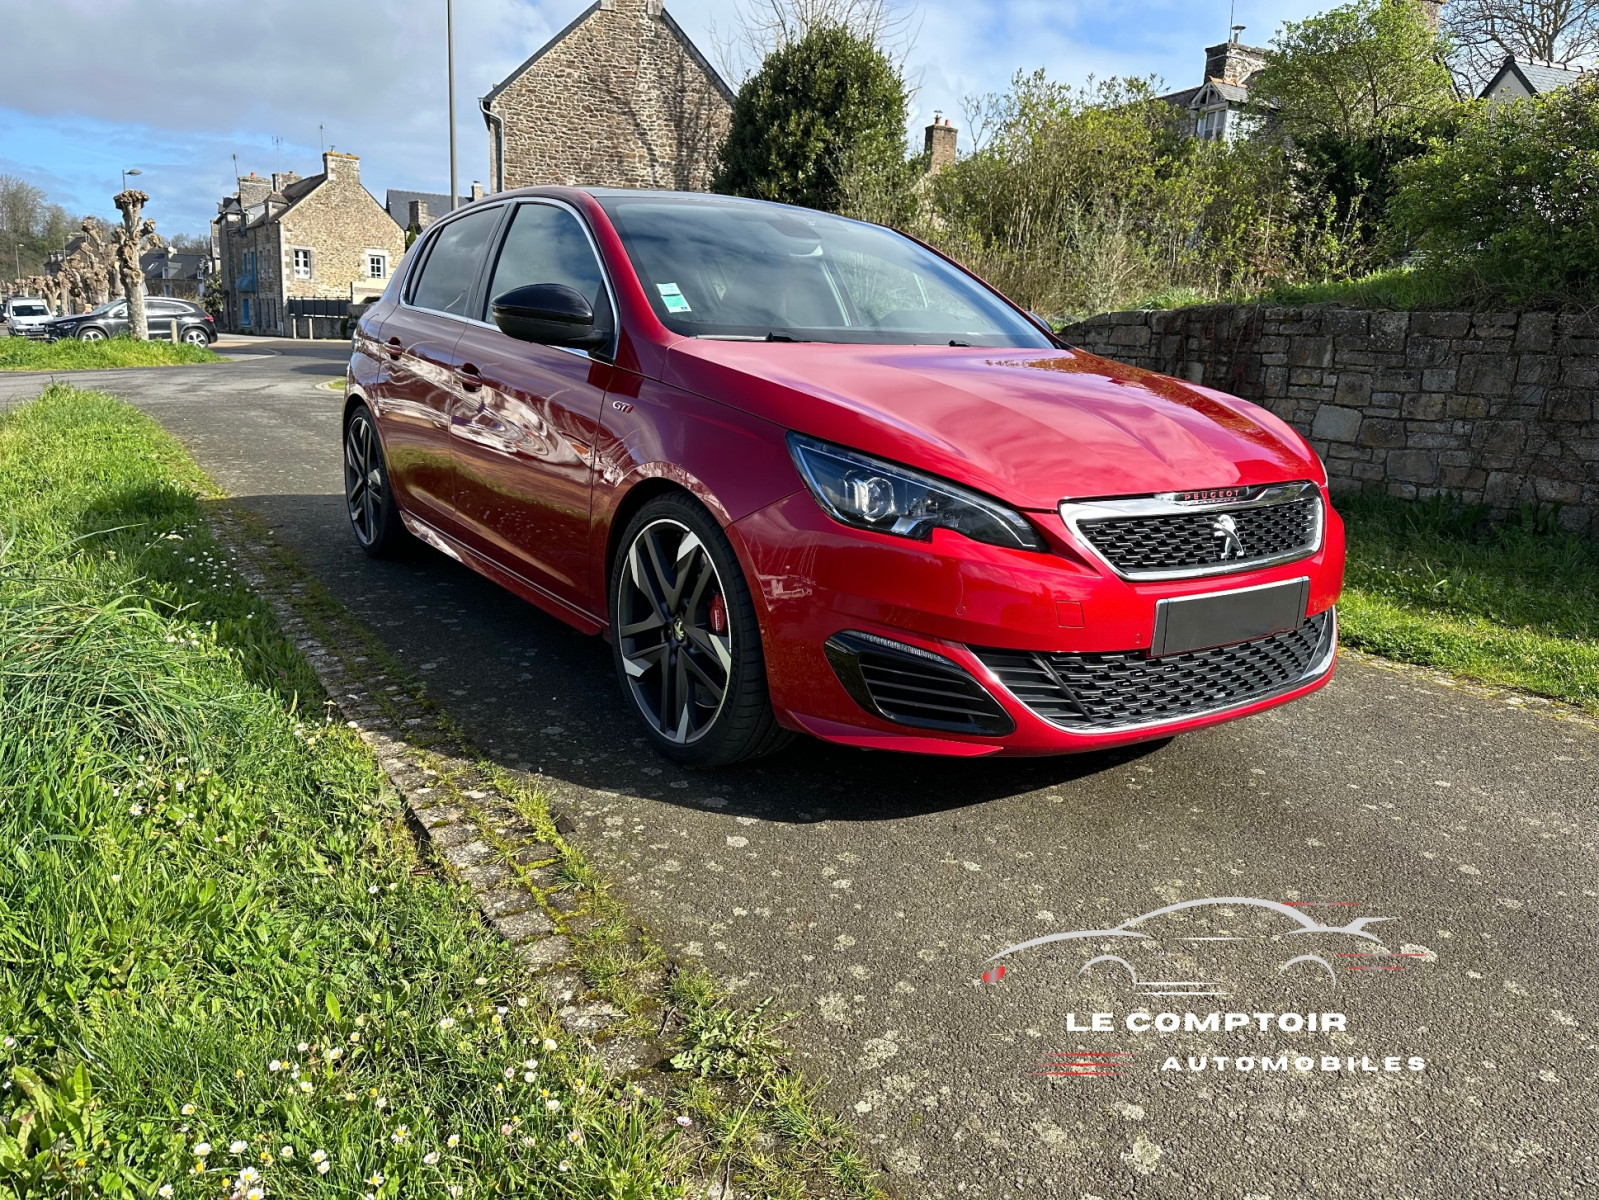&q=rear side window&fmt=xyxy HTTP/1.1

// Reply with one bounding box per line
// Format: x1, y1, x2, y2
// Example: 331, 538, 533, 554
410, 207, 502, 317
483, 203, 608, 320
